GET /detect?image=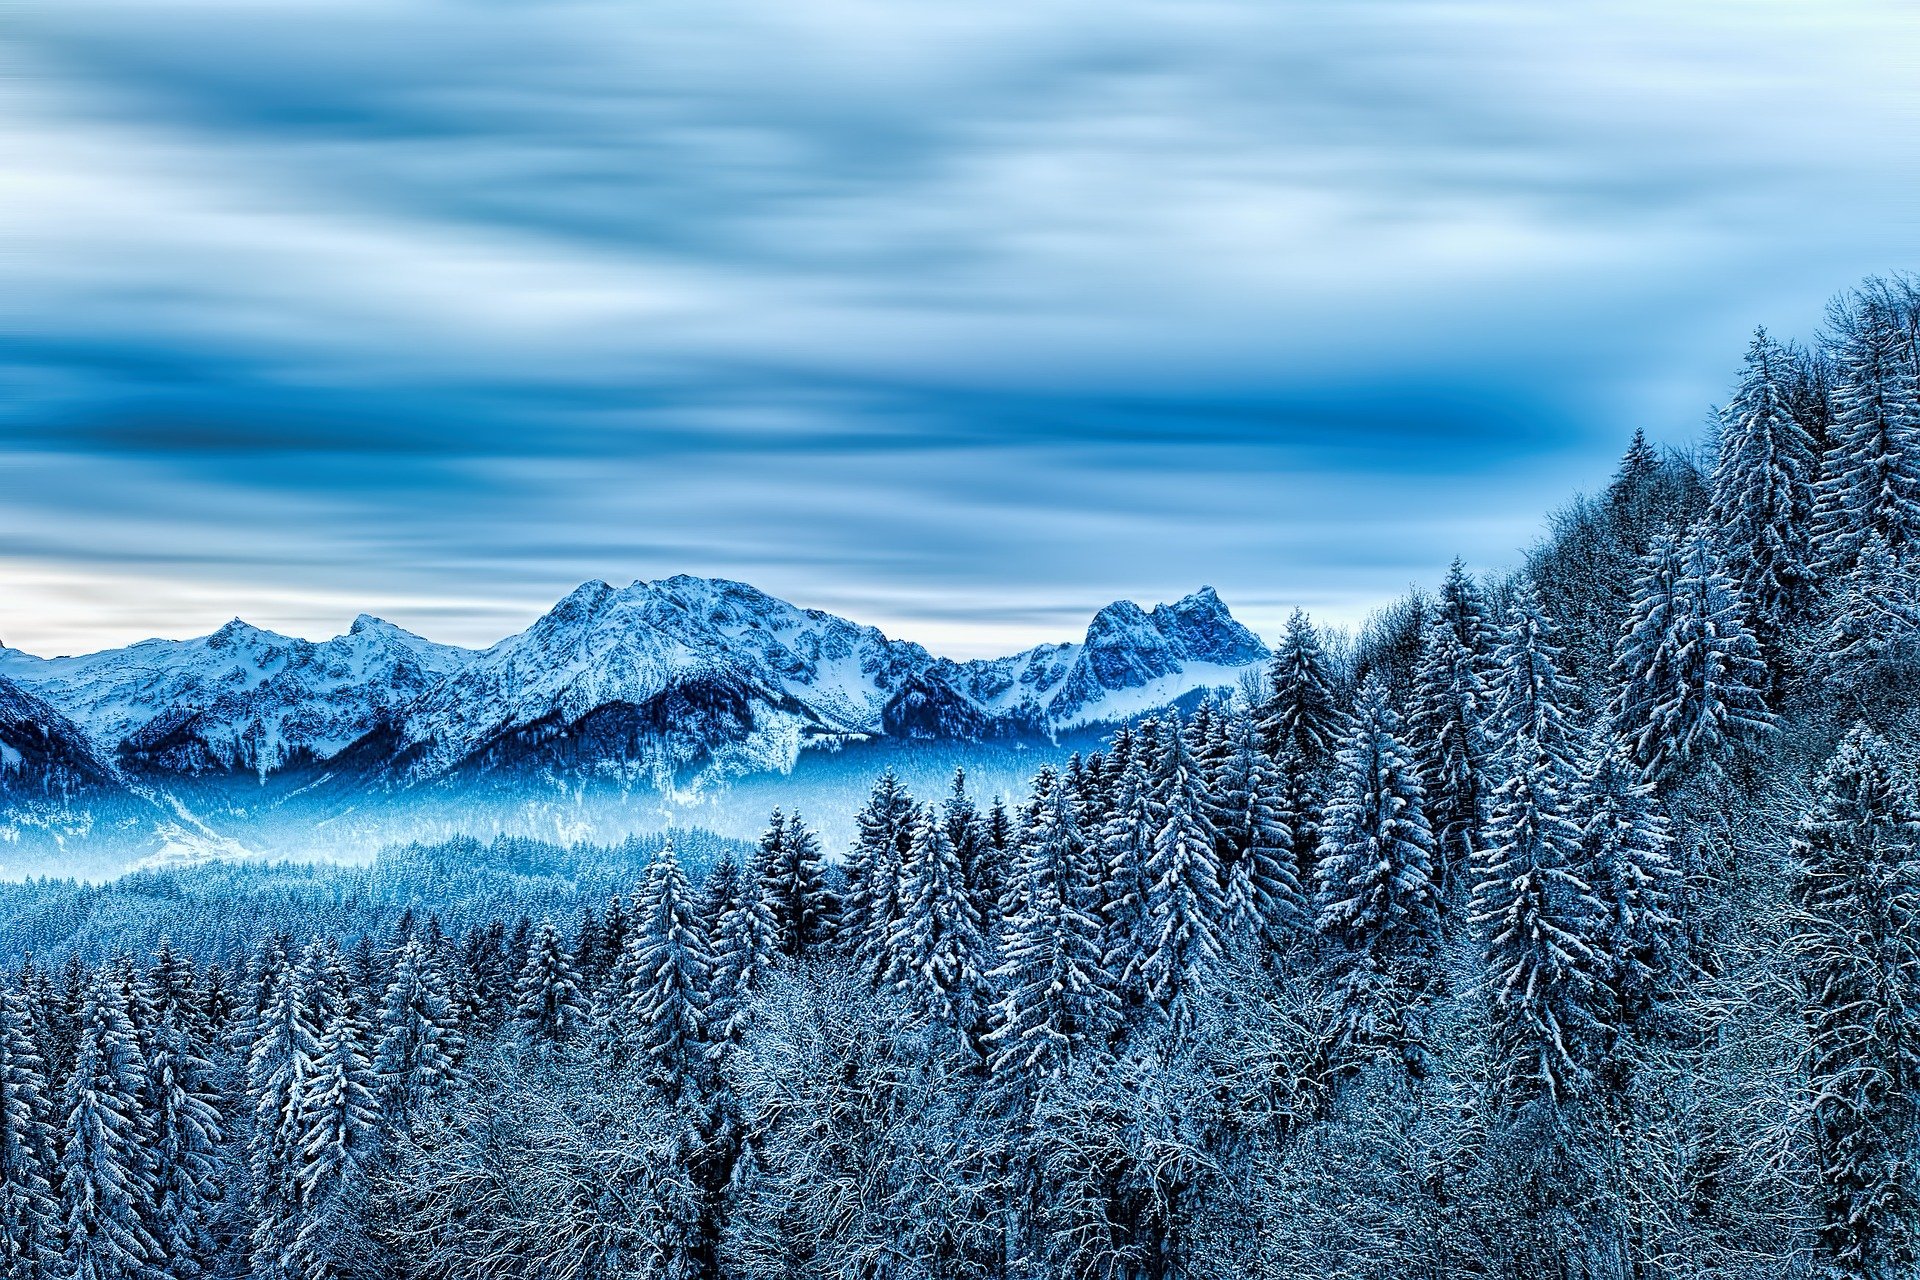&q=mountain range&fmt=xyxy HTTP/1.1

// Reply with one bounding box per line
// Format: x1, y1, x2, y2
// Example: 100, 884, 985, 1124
0, 576, 1267, 872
